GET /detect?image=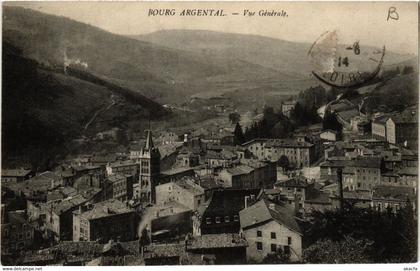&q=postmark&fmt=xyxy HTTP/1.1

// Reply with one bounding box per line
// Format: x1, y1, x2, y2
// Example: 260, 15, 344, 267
308, 30, 386, 88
